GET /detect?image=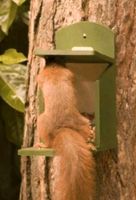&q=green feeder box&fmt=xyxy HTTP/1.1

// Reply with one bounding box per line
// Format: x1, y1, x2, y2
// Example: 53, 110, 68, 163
35, 21, 117, 151
18, 21, 116, 156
